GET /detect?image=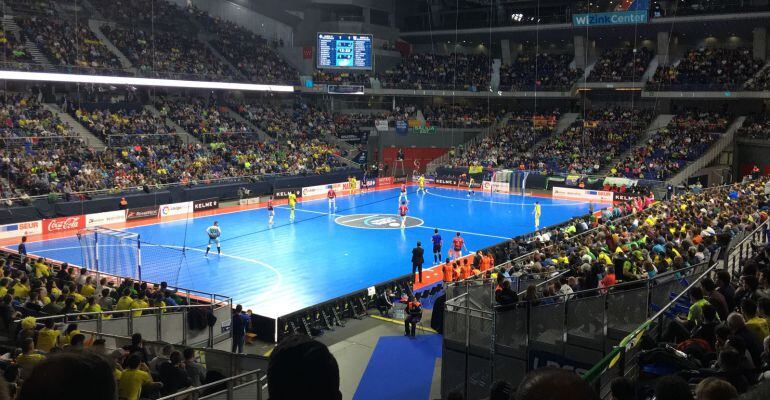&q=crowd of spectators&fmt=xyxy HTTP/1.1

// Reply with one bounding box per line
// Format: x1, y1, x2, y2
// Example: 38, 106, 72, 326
15, 16, 123, 74
444, 111, 559, 168
588, 46, 653, 82
523, 108, 654, 174
87, 0, 192, 31
158, 97, 249, 141
611, 112, 730, 180
1, 94, 75, 140
380, 52, 490, 91
73, 105, 175, 145
499, 53, 582, 91
0, 27, 36, 71
101, 25, 233, 80
738, 116, 770, 140
651, 47, 763, 90
194, 13, 297, 85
